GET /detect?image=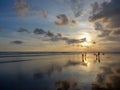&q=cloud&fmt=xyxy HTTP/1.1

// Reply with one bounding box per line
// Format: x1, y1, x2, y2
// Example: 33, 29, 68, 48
33, 28, 58, 39
89, 0, 120, 43
94, 22, 110, 37
33, 28, 86, 44
55, 14, 77, 26
69, 0, 84, 17
46, 30, 55, 37
70, 20, 77, 26
47, 33, 86, 44
64, 37, 86, 44
44, 31, 62, 41
17, 27, 30, 33
14, 0, 29, 17
34, 9, 47, 18
33, 28, 47, 35
91, 2, 101, 16
11, 40, 23, 44
94, 22, 103, 31
110, 30, 120, 36
57, 33, 62, 37
55, 14, 69, 25
89, 0, 120, 30
33, 28, 61, 41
